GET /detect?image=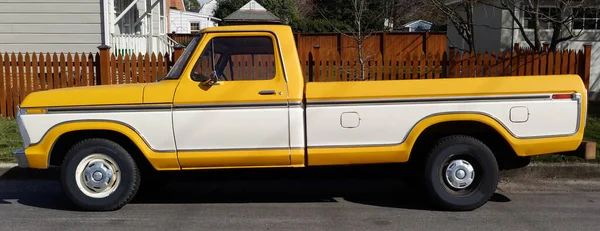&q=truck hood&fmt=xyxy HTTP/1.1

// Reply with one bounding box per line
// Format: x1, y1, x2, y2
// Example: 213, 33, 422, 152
20, 83, 148, 108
